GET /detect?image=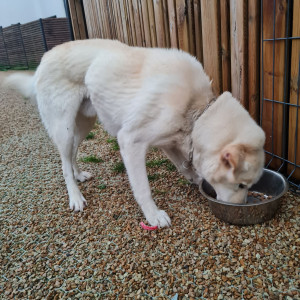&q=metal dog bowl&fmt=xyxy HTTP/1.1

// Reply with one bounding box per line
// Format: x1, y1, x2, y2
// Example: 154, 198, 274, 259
199, 169, 288, 225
